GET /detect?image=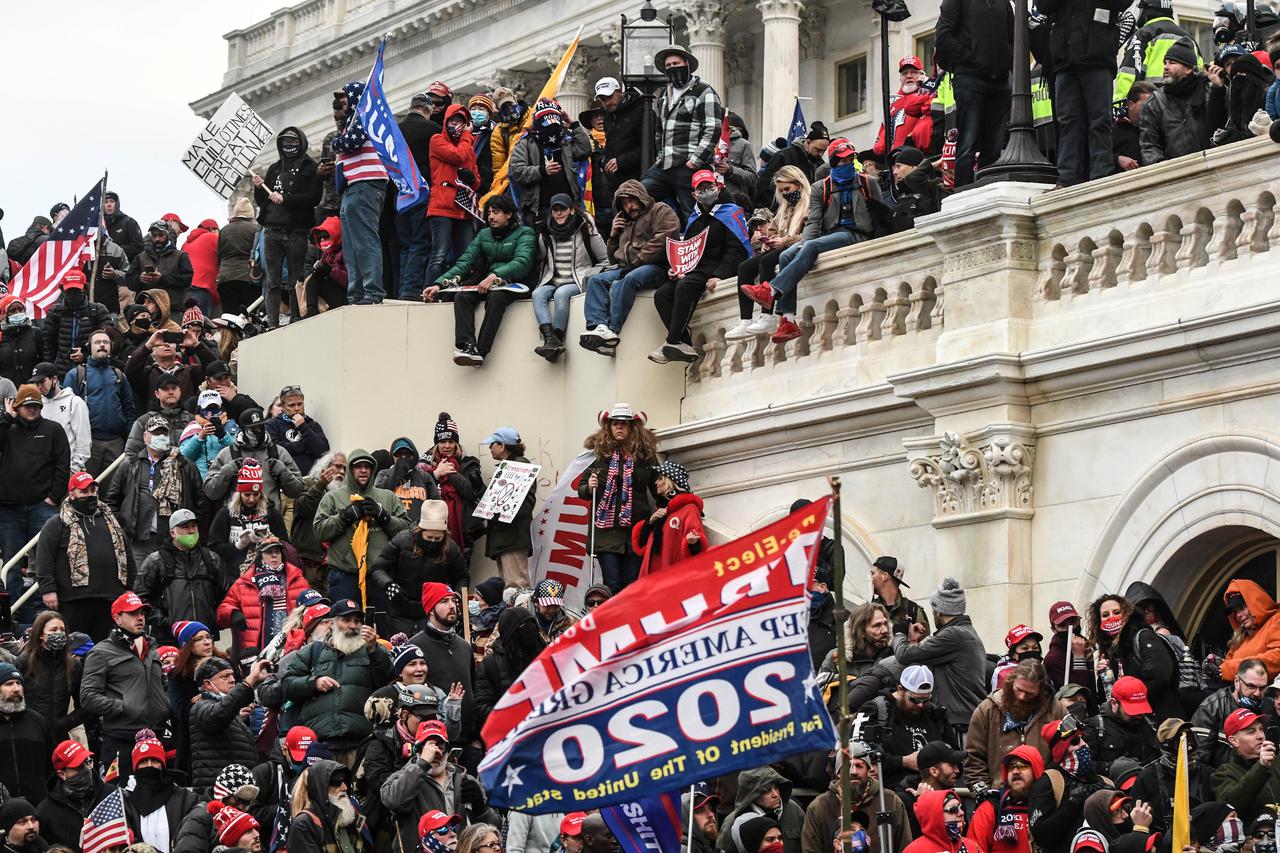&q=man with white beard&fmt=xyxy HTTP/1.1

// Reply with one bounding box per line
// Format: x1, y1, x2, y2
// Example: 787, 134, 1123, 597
0, 663, 53, 805
282, 598, 392, 768
287, 759, 366, 853
291, 451, 348, 588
